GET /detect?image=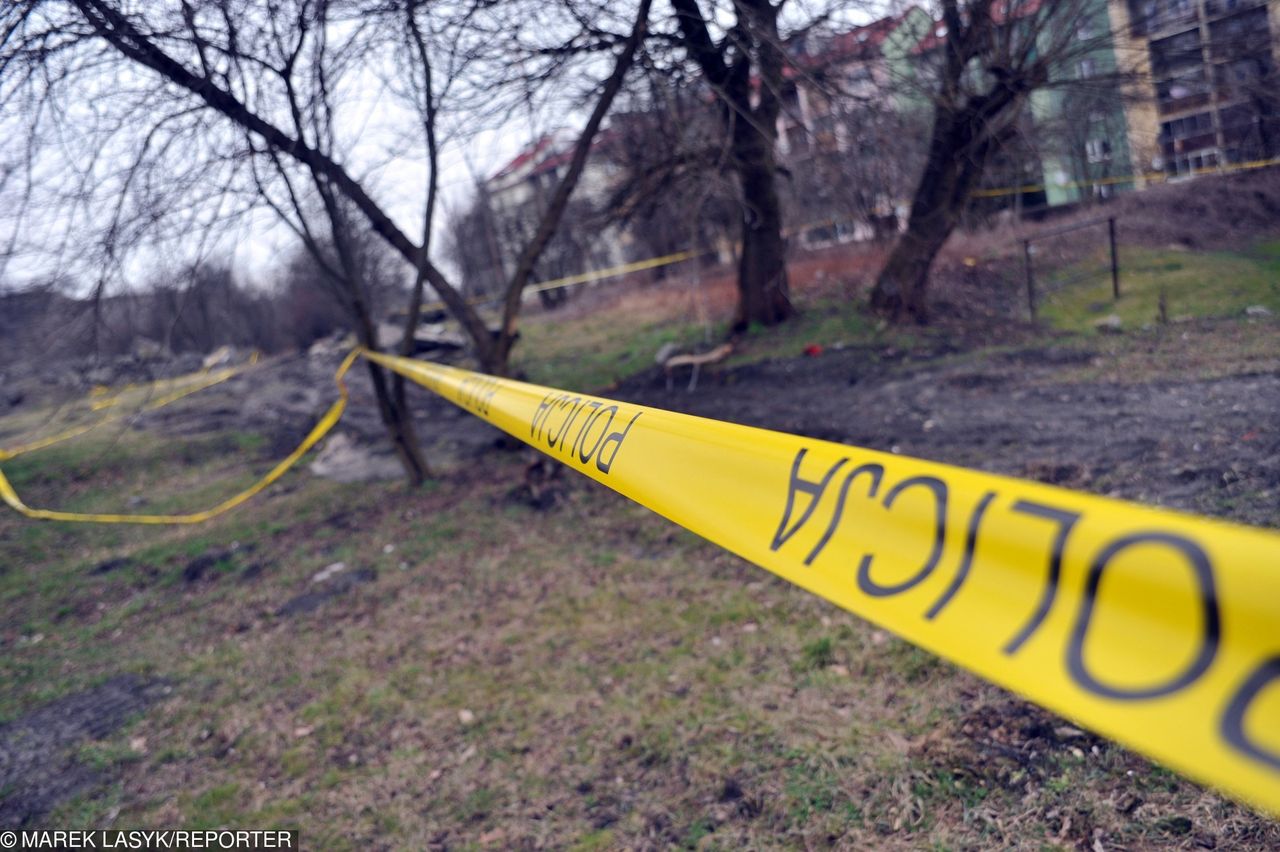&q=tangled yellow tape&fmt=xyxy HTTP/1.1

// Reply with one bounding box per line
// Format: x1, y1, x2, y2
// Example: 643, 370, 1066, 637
363, 350, 1280, 816
0, 351, 349, 524
0, 356, 258, 463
